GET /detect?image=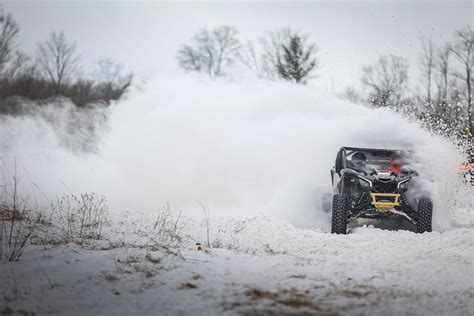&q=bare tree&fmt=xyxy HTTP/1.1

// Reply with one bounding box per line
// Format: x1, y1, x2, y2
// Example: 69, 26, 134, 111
0, 8, 20, 79
193, 29, 215, 77
419, 35, 435, 106
361, 54, 409, 108
213, 26, 240, 76
435, 43, 451, 105
94, 57, 133, 100
237, 40, 261, 76
177, 26, 240, 78
1, 51, 30, 80
177, 45, 202, 73
451, 26, 473, 146
37, 31, 81, 93
276, 34, 318, 84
